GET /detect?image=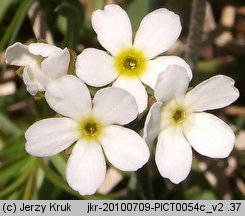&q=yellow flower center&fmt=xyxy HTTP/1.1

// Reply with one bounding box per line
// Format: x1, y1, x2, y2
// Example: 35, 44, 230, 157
160, 97, 192, 130
79, 117, 103, 142
171, 108, 186, 124
114, 48, 147, 78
